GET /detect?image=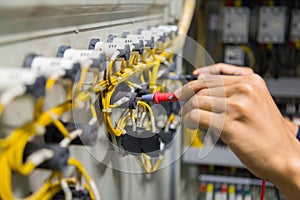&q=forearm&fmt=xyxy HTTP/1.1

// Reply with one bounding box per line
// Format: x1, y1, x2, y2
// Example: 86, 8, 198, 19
267, 134, 300, 199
